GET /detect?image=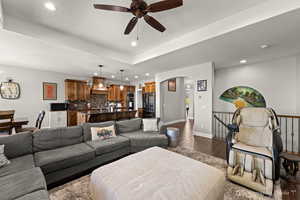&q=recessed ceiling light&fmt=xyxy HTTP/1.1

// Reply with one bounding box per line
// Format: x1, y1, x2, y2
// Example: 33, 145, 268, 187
44, 2, 56, 11
125, 77, 129, 81
131, 41, 138, 47
111, 75, 115, 79
240, 59, 247, 64
260, 44, 270, 49
145, 73, 150, 76
93, 72, 98, 76
134, 75, 139, 79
